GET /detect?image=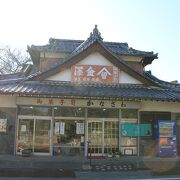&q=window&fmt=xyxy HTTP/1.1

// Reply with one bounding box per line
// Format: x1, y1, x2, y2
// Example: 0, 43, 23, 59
121, 109, 138, 119
19, 106, 52, 116
88, 108, 119, 118
54, 107, 85, 117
